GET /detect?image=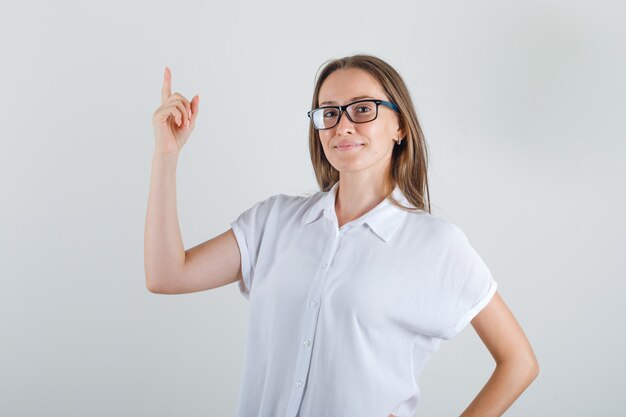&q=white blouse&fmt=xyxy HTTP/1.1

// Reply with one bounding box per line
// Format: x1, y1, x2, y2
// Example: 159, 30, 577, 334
229, 181, 497, 417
